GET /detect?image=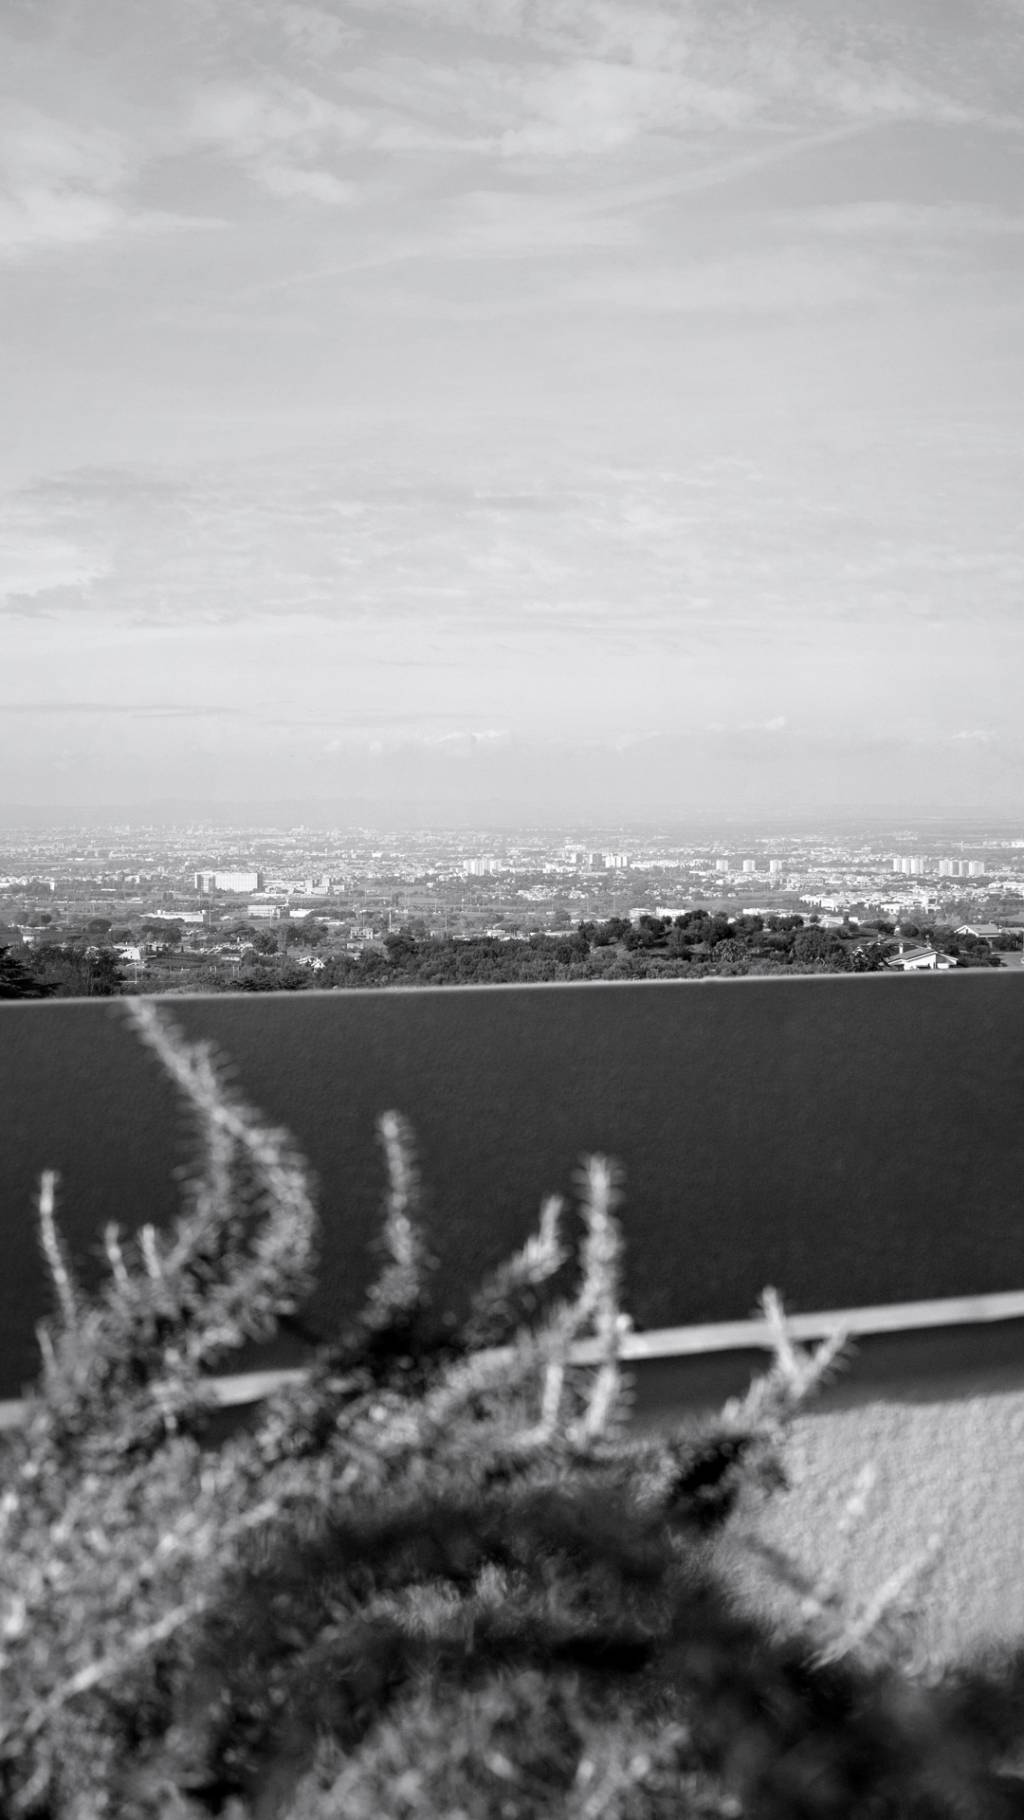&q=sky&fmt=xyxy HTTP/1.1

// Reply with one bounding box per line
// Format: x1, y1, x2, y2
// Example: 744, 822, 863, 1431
2, 0, 1024, 822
